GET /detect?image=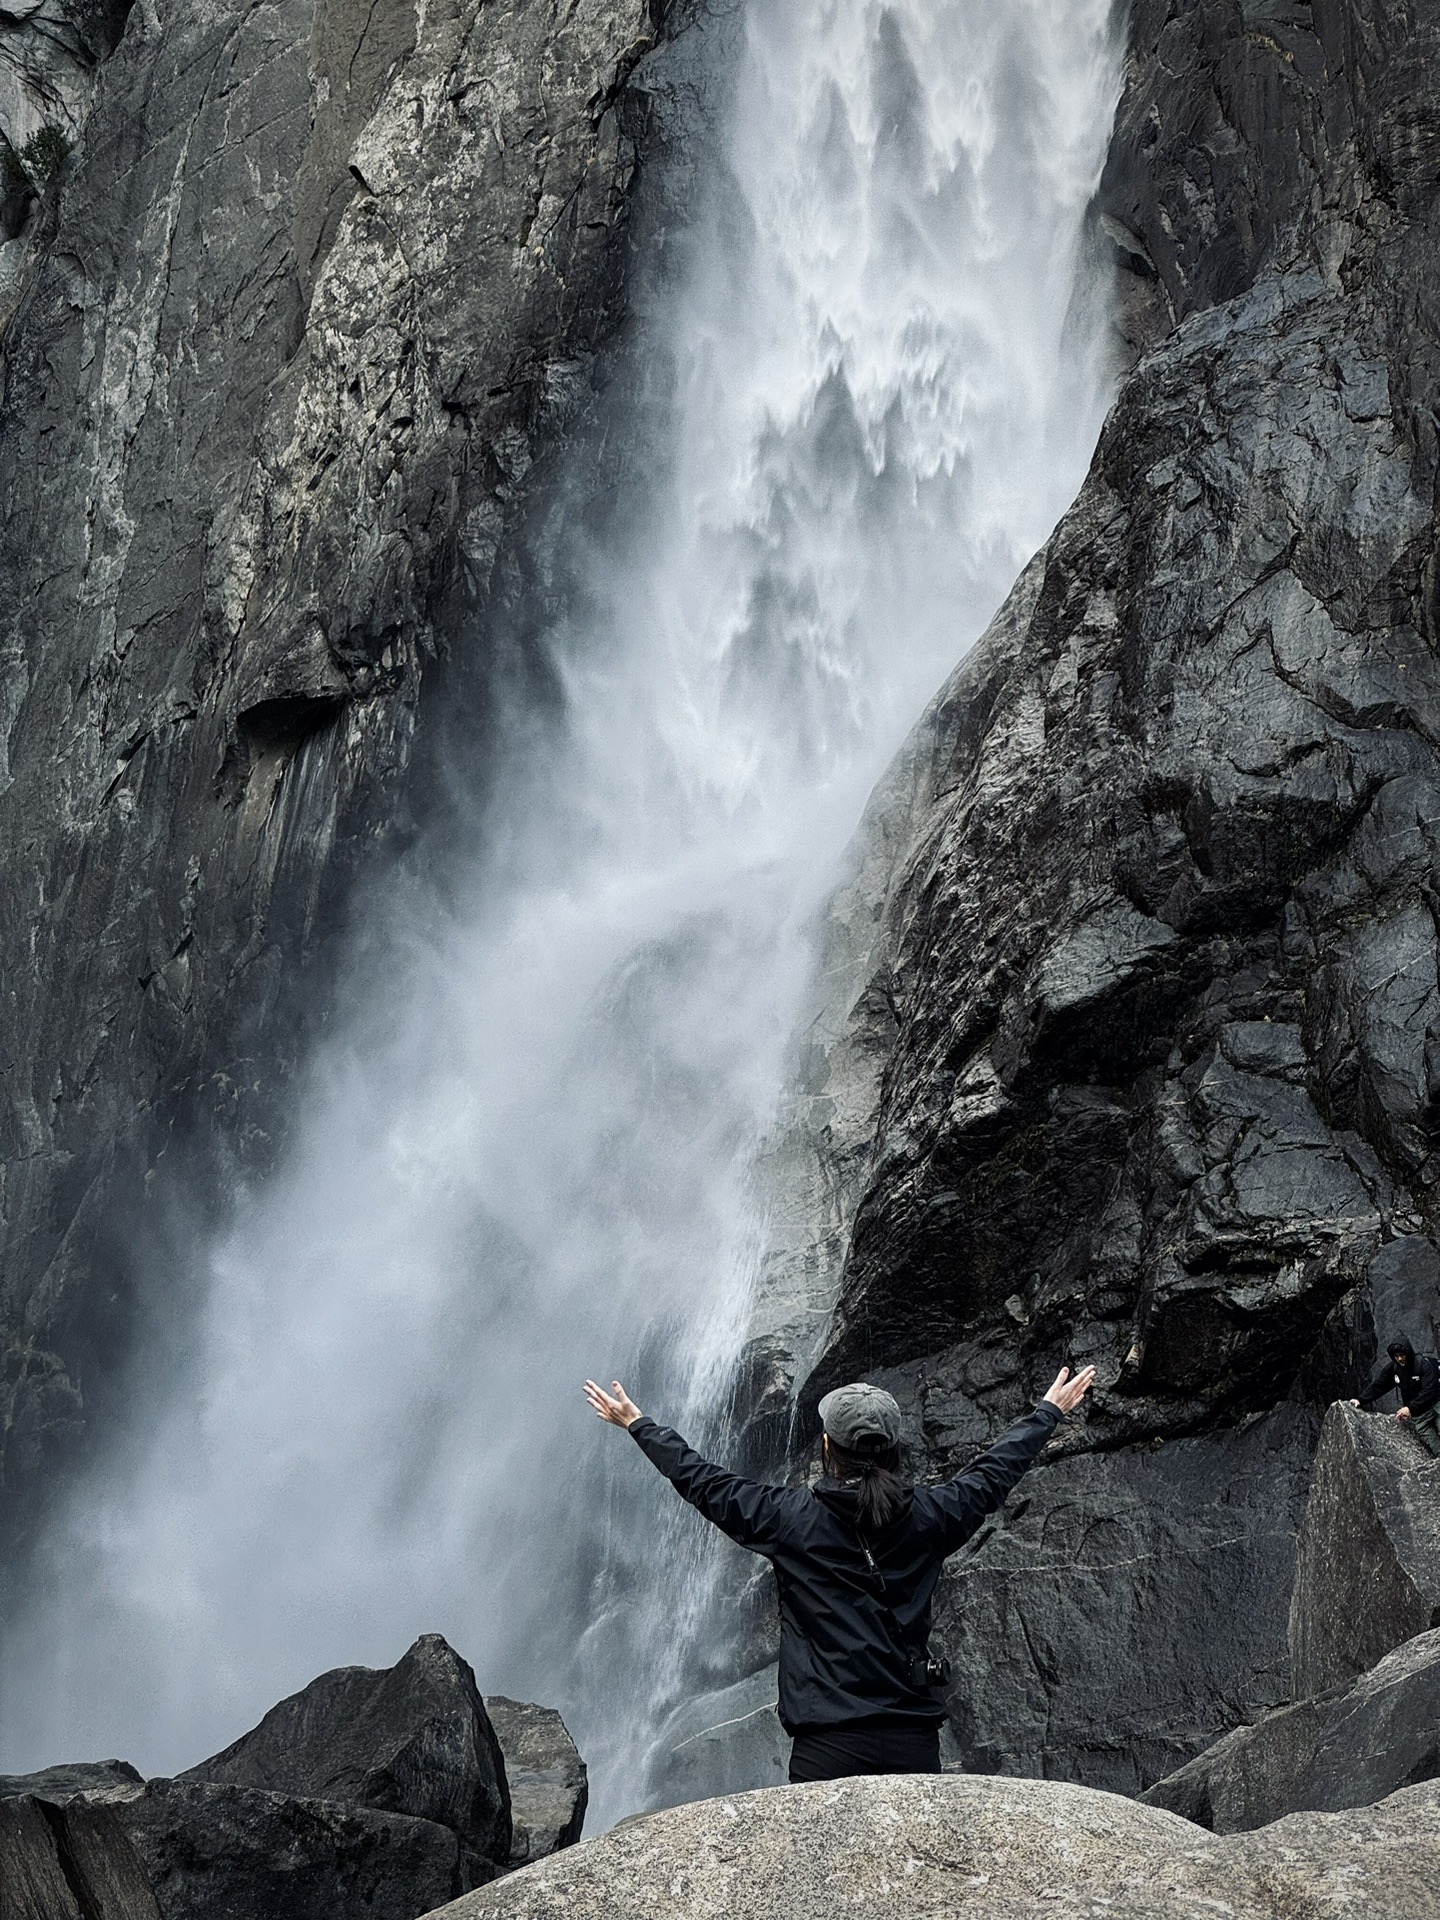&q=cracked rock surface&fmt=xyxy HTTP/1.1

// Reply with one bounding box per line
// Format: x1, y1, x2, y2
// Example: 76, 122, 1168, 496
479, 1698, 587, 1869
0, 1791, 160, 1920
